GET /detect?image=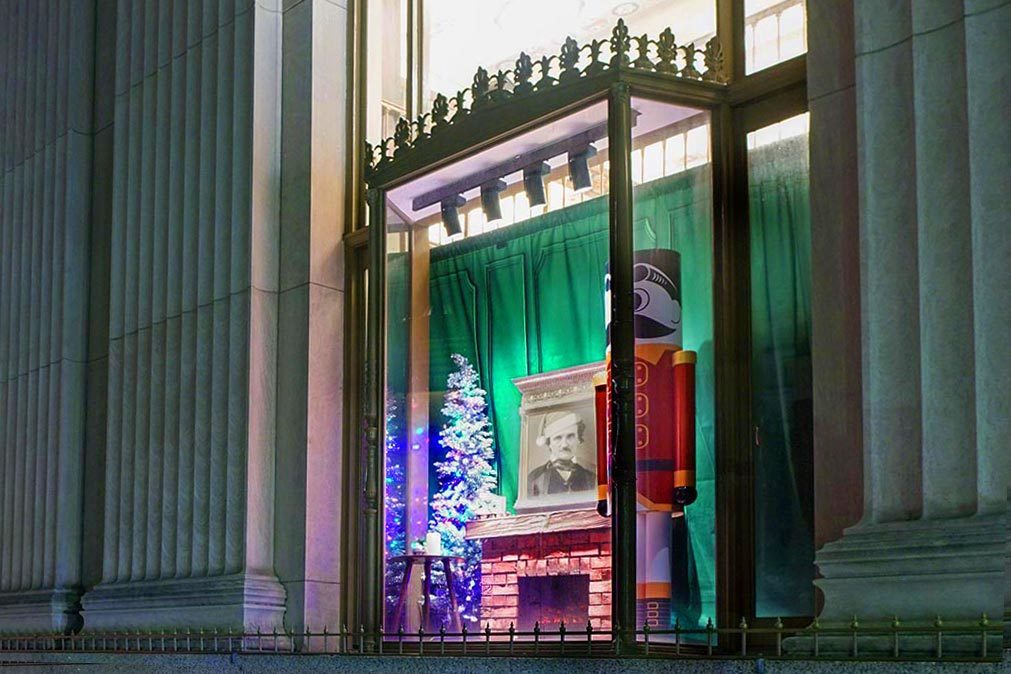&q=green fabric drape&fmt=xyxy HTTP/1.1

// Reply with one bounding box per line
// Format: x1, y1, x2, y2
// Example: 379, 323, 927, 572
748, 135, 814, 617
